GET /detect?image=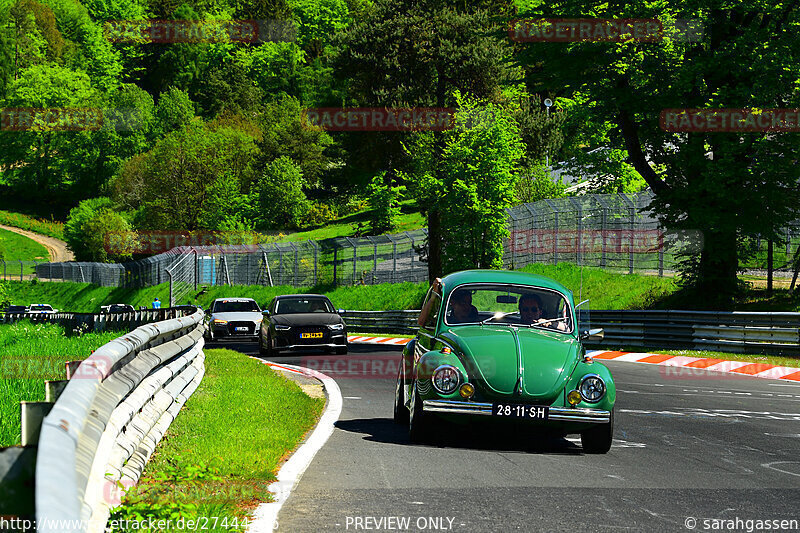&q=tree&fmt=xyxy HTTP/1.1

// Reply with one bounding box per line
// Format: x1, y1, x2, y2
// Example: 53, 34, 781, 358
404, 94, 523, 272
292, 0, 350, 60
515, 2, 800, 306
64, 197, 137, 261
367, 171, 405, 235
256, 156, 309, 229
0, 64, 101, 203
113, 120, 260, 230
334, 0, 516, 281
